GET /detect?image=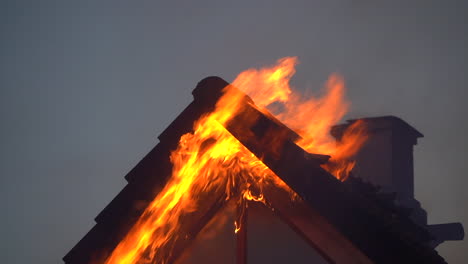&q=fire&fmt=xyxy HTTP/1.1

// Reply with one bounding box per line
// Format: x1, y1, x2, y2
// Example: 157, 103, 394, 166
232, 57, 367, 180
103, 57, 367, 264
